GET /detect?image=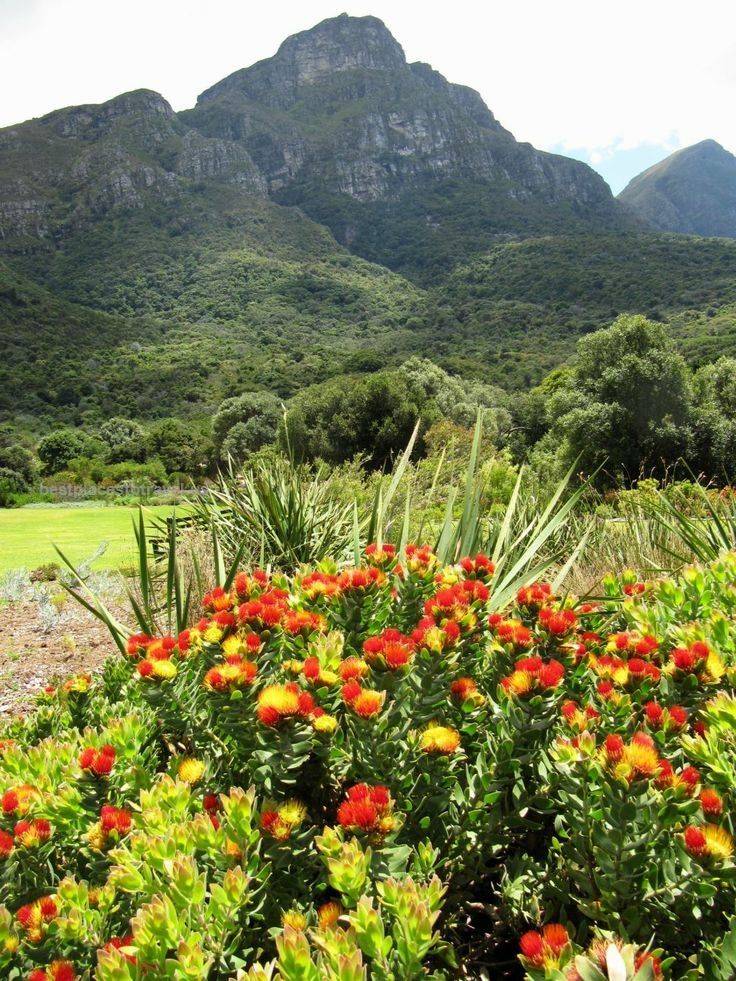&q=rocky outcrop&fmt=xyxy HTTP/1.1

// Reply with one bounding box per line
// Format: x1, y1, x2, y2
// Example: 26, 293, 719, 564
619, 140, 736, 237
187, 14, 615, 206
0, 13, 630, 267
0, 90, 265, 244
